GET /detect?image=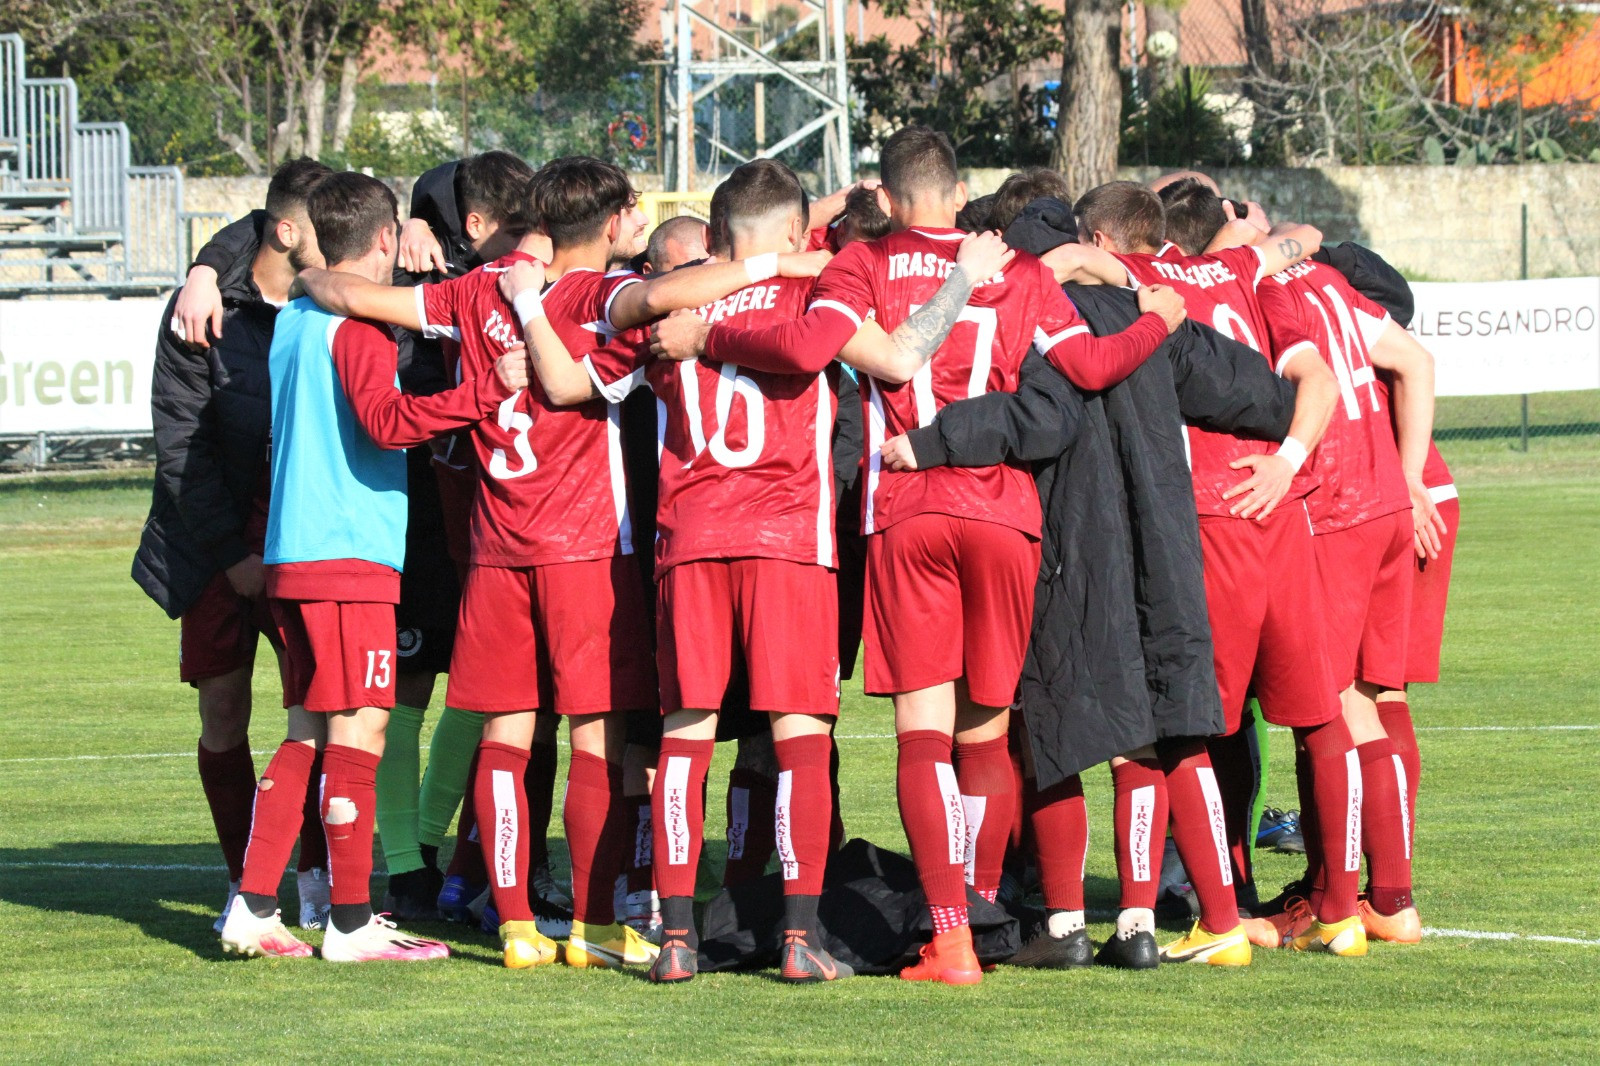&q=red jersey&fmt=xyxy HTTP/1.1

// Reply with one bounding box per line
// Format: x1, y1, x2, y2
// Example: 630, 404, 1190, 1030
1258, 261, 1412, 534
416, 254, 644, 567
1375, 371, 1454, 495
585, 276, 838, 576
1120, 243, 1316, 519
